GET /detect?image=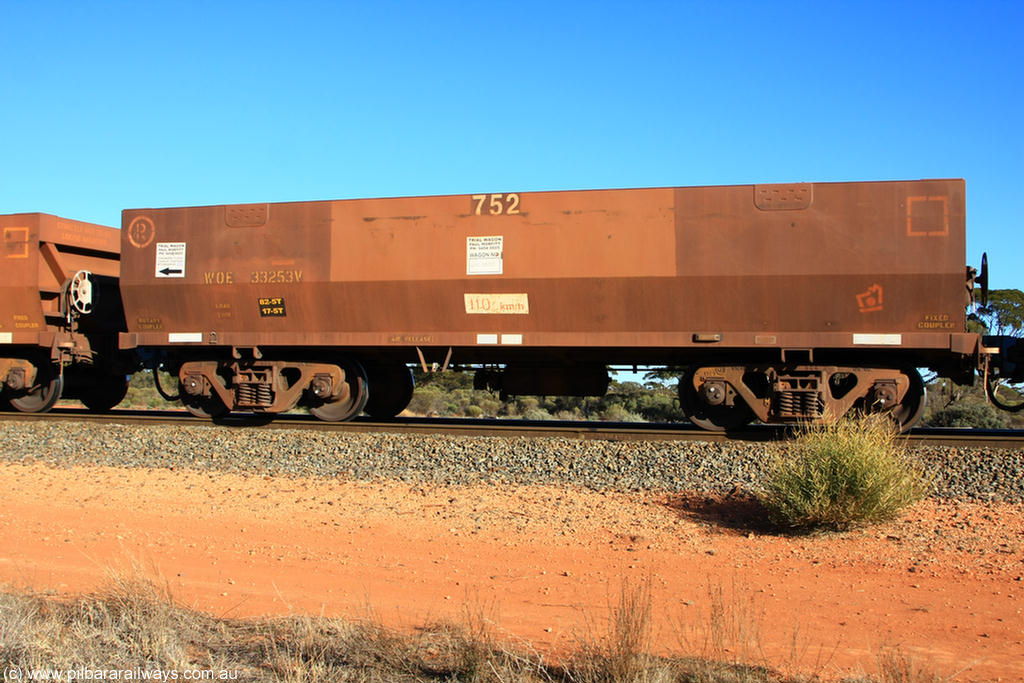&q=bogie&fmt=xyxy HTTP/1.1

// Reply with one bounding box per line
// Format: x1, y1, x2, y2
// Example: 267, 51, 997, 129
680, 365, 928, 431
